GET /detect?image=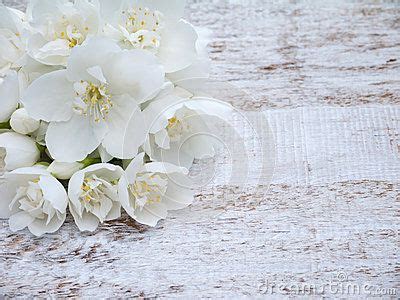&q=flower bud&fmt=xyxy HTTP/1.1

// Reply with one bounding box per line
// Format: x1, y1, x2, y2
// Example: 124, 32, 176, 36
48, 161, 84, 180
10, 108, 40, 135
0, 132, 40, 174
